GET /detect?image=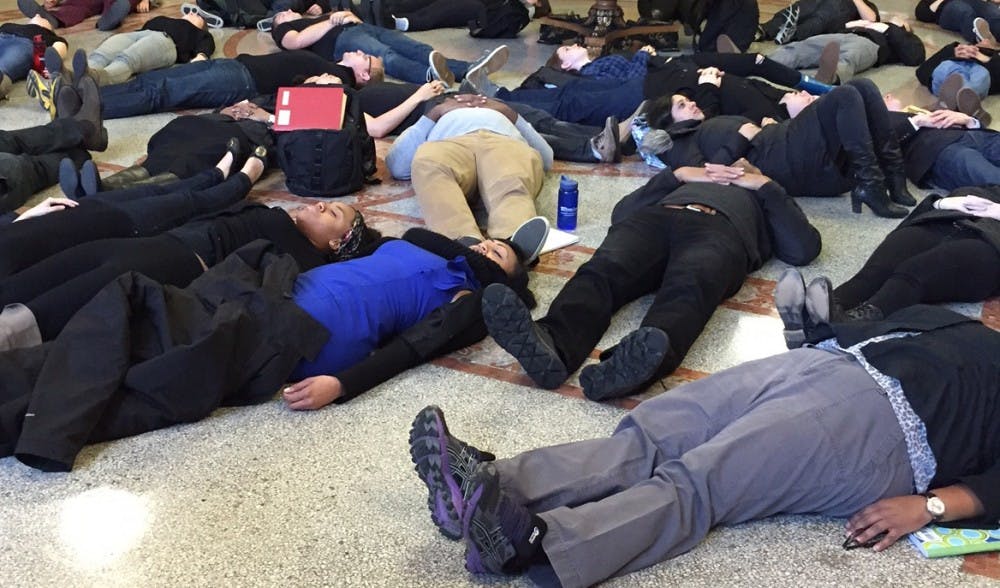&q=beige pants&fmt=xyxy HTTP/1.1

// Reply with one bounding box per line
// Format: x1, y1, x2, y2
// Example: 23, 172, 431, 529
410, 131, 544, 240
